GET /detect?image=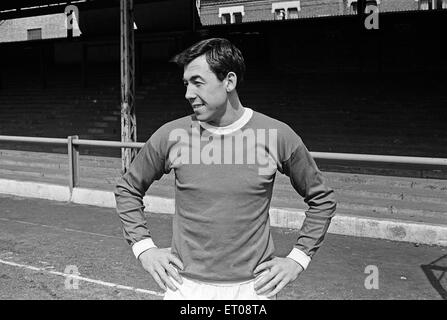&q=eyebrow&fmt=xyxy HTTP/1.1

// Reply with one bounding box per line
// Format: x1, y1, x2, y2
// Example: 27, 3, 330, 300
182, 75, 205, 82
